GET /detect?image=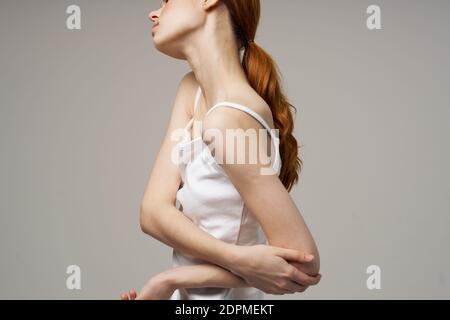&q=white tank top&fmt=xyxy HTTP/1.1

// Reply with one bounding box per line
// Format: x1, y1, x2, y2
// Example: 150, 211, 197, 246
170, 86, 282, 300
